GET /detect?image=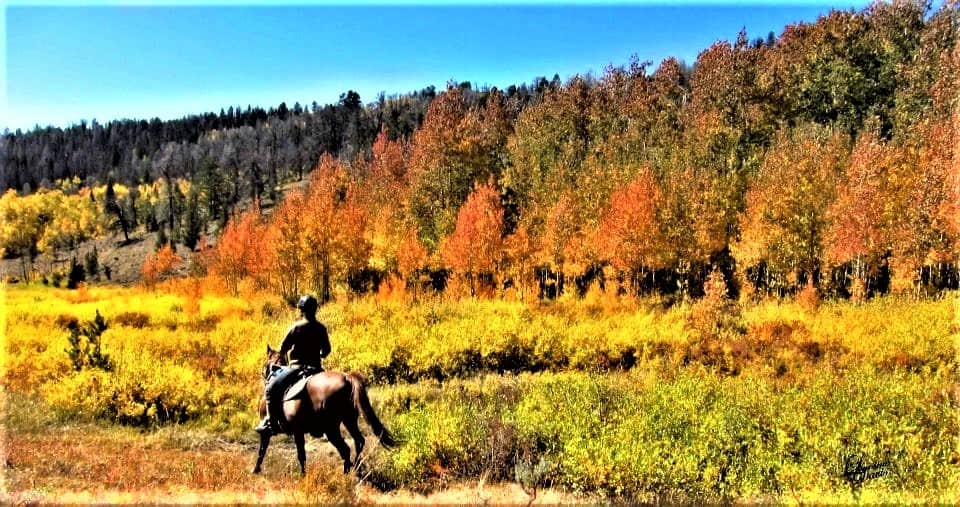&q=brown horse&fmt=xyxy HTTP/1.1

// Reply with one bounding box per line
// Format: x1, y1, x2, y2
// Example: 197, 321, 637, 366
252, 346, 395, 475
